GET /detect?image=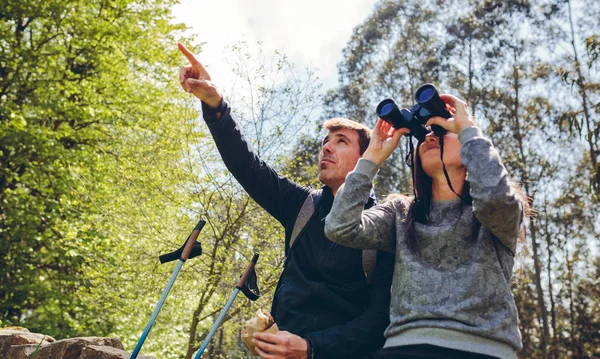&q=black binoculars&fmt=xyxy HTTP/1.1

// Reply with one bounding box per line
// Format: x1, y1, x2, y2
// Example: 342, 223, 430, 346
376, 84, 451, 141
